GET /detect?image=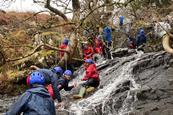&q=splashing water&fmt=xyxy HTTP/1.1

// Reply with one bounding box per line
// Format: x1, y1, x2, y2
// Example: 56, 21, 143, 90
68, 52, 144, 115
